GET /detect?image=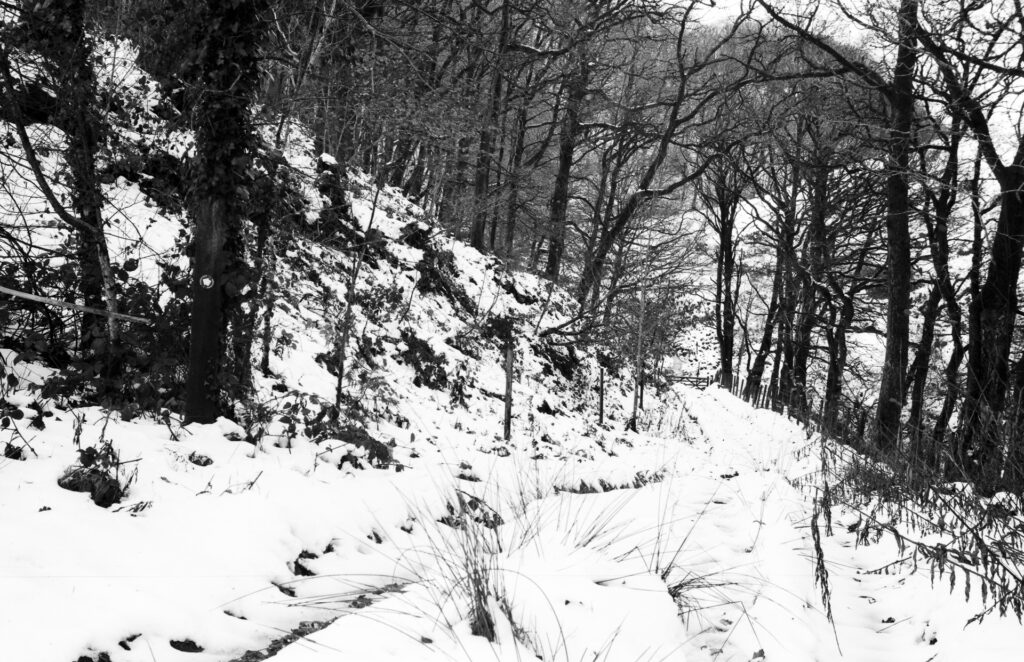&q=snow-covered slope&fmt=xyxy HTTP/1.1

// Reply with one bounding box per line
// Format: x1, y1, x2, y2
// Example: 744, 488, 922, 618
1, 37, 691, 662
